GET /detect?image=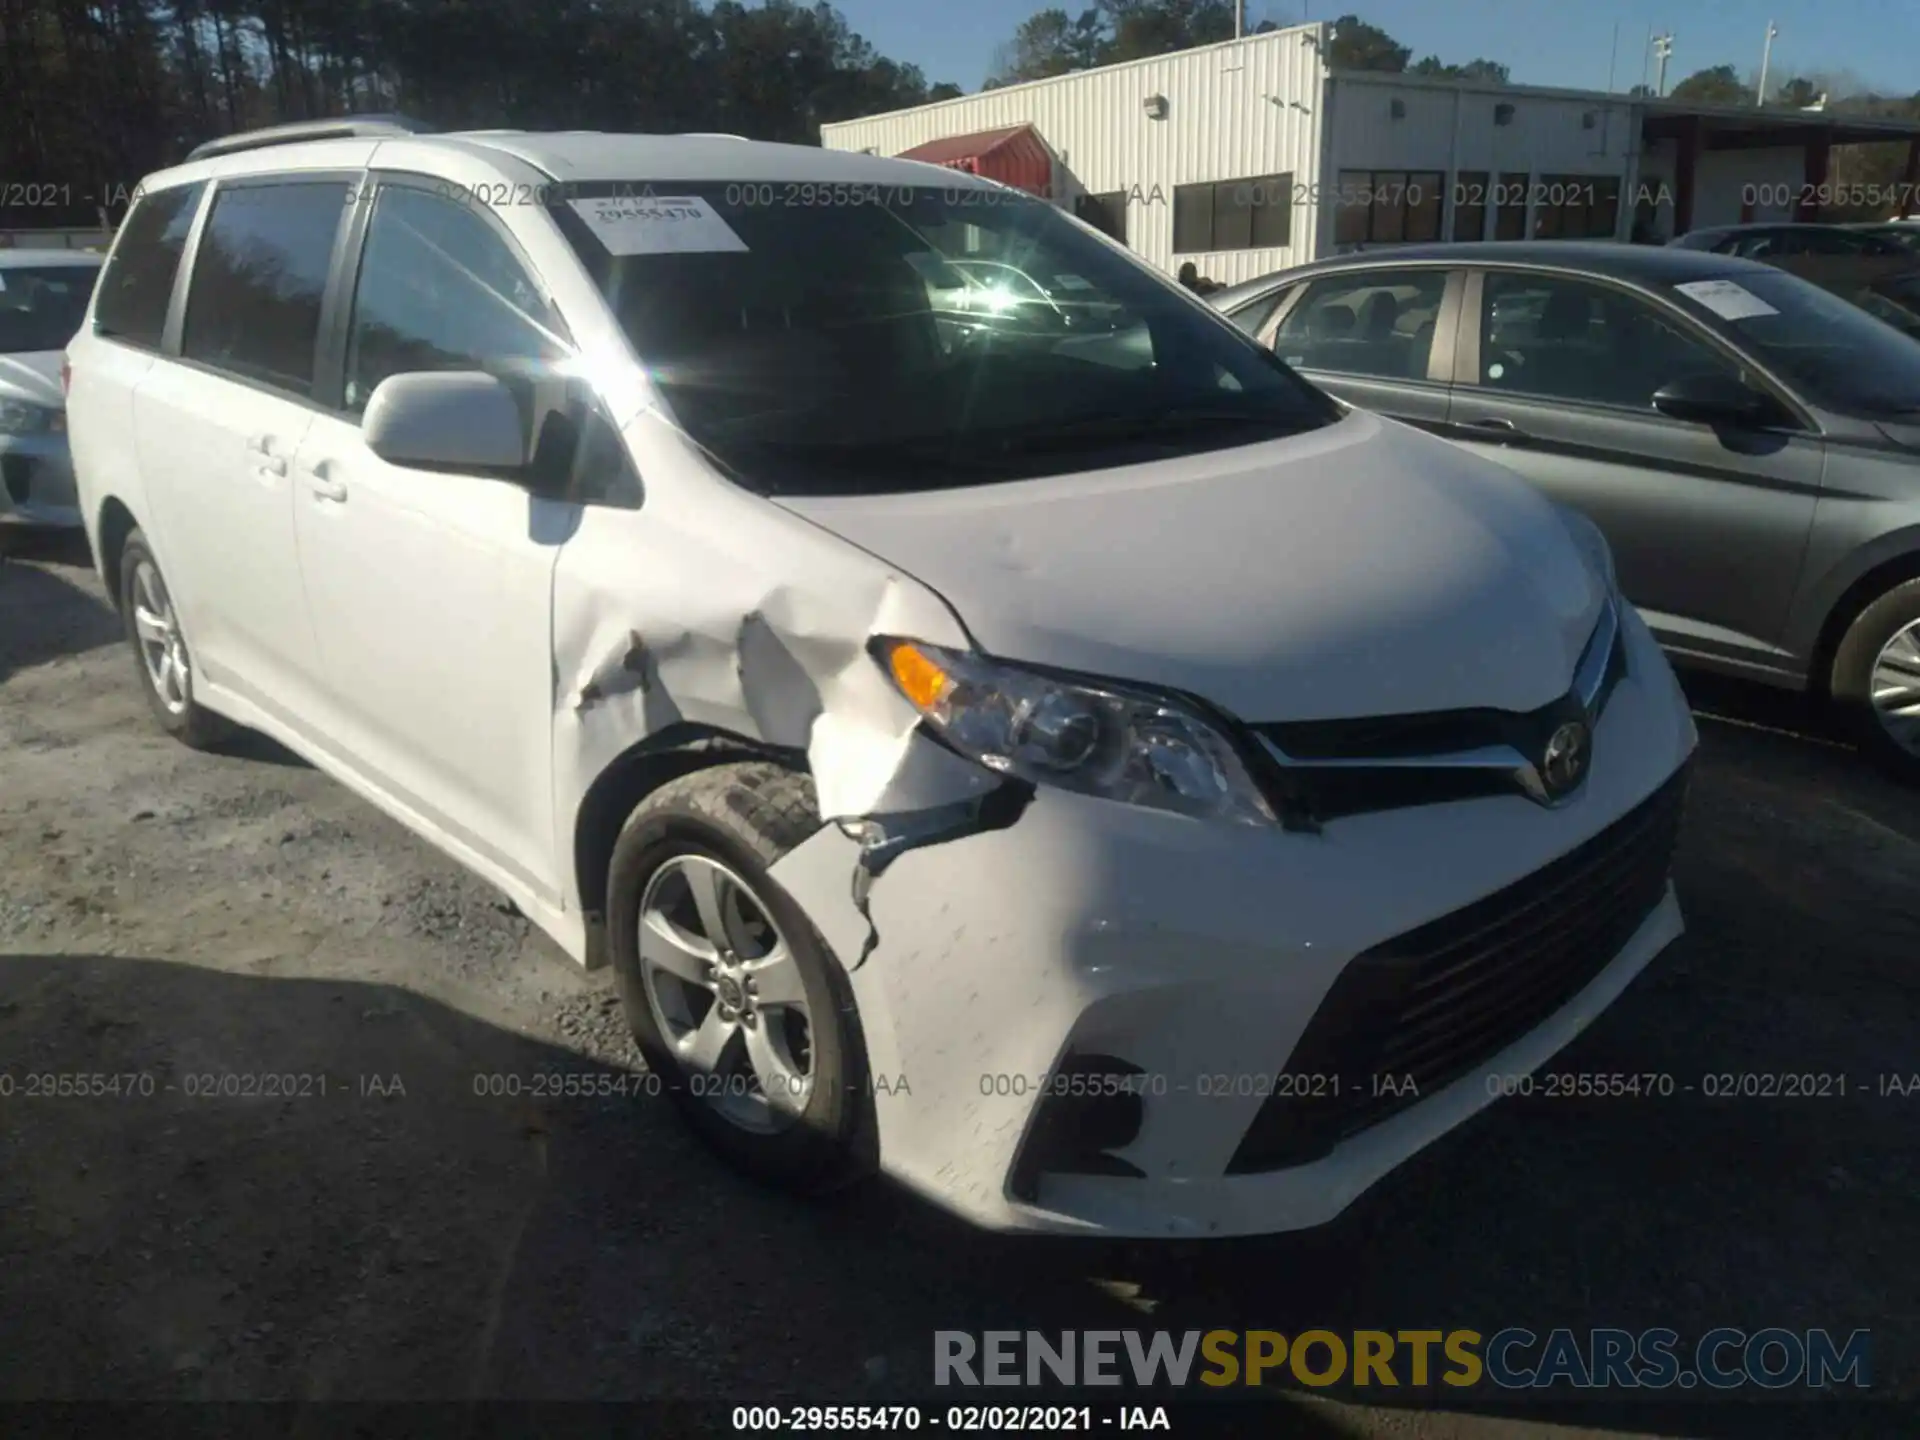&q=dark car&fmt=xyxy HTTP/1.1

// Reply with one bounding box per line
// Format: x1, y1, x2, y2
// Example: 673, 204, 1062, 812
1847, 221, 1920, 254
1211, 241, 1920, 779
1667, 222, 1920, 332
